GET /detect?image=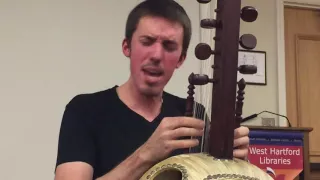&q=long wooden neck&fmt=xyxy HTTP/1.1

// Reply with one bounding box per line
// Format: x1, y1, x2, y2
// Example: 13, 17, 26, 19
186, 0, 258, 159
208, 0, 242, 159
